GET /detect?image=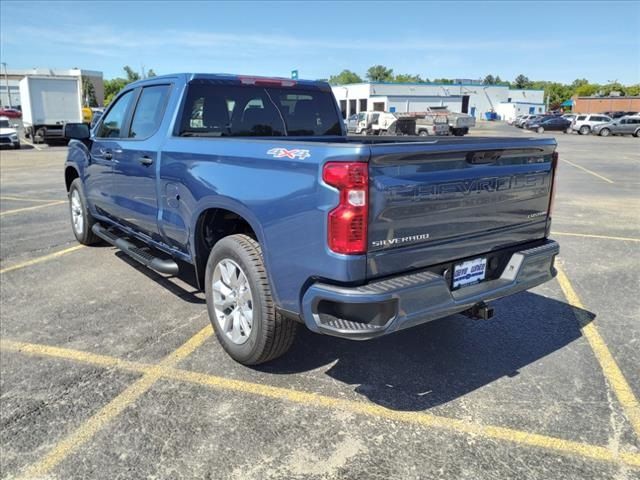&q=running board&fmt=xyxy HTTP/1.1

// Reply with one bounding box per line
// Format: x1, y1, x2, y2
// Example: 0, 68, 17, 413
92, 224, 179, 275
